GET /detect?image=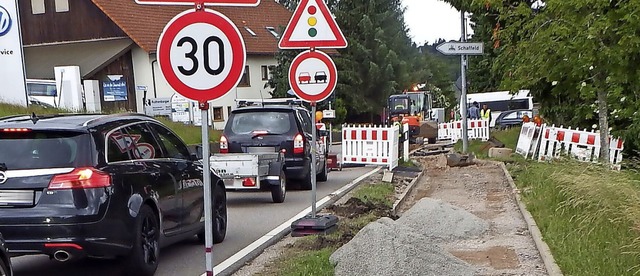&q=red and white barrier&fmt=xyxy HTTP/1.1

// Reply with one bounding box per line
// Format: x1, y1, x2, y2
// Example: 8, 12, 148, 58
515, 122, 541, 159
517, 123, 624, 169
437, 119, 490, 143
341, 124, 399, 170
